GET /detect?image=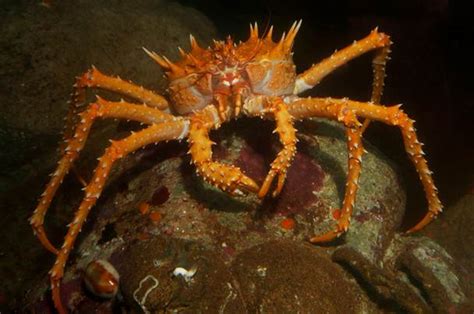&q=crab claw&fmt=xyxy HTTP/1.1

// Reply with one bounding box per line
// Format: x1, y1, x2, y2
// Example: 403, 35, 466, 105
231, 174, 260, 196
196, 161, 259, 196
258, 170, 286, 198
